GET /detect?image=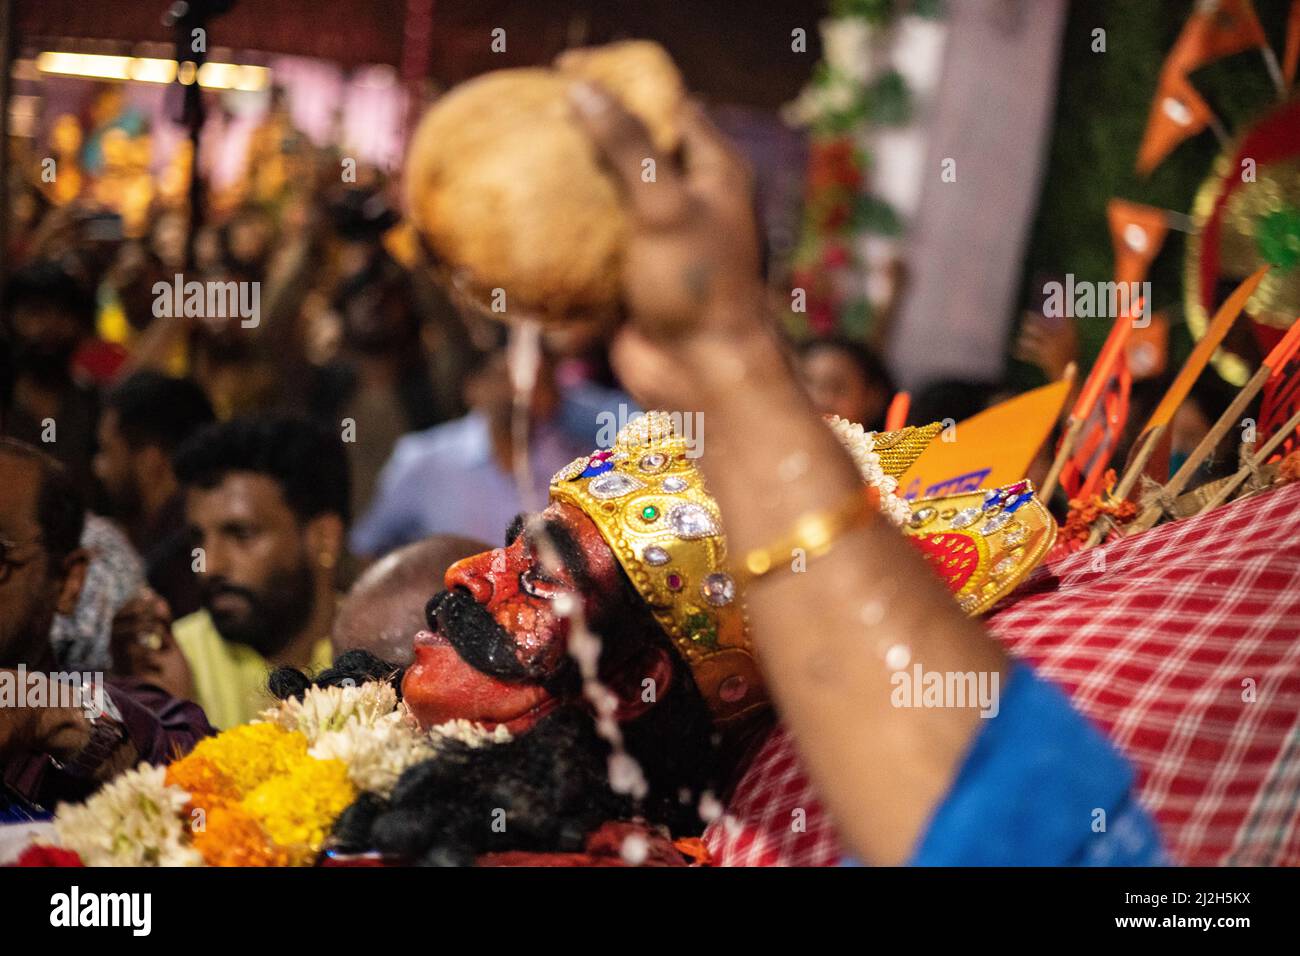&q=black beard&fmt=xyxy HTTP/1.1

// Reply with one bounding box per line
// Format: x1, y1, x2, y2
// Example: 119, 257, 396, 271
332, 685, 719, 865
205, 562, 316, 657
